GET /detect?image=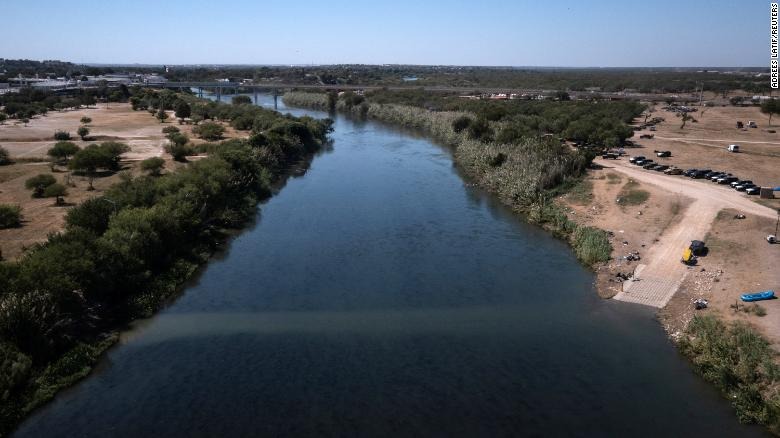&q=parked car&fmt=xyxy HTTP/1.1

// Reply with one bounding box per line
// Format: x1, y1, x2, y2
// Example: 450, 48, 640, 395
637, 159, 654, 166
655, 150, 672, 157
664, 167, 683, 175
731, 180, 753, 188
653, 165, 669, 172
727, 144, 740, 153
684, 168, 698, 177
649, 126, 656, 131
748, 121, 757, 128
717, 176, 738, 184
711, 173, 730, 182
692, 169, 711, 178
704, 170, 722, 179
642, 161, 657, 169
736, 183, 757, 192
746, 186, 761, 195
689, 240, 707, 256
602, 152, 619, 159
629, 155, 645, 164
639, 134, 654, 139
